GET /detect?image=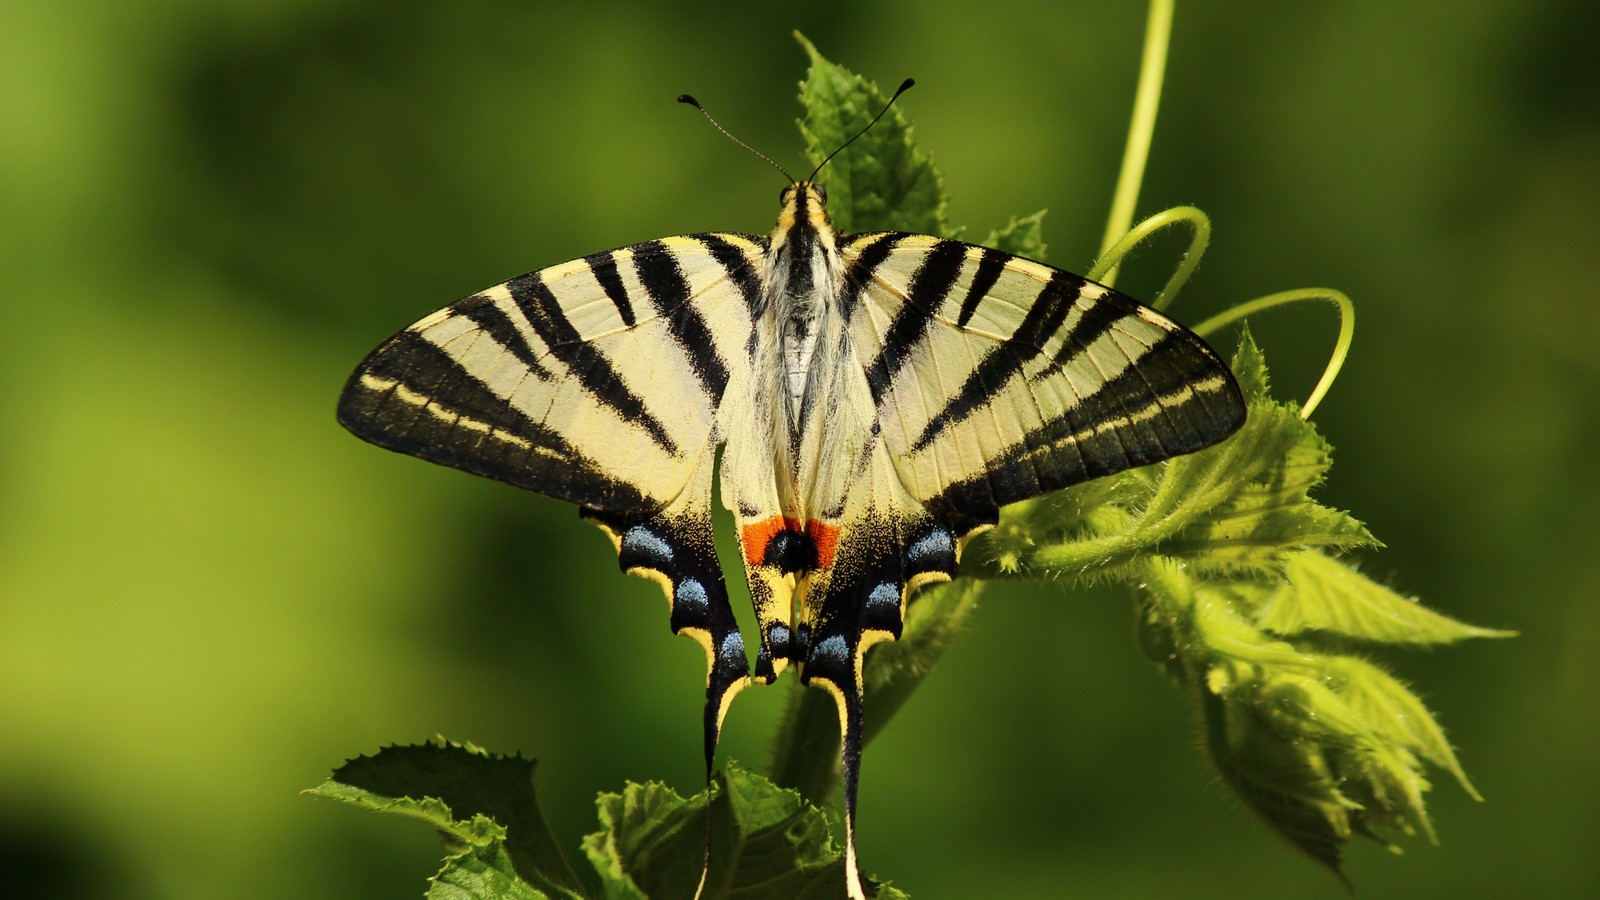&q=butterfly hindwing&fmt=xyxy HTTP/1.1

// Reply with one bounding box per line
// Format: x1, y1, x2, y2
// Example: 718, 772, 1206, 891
583, 442, 750, 783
